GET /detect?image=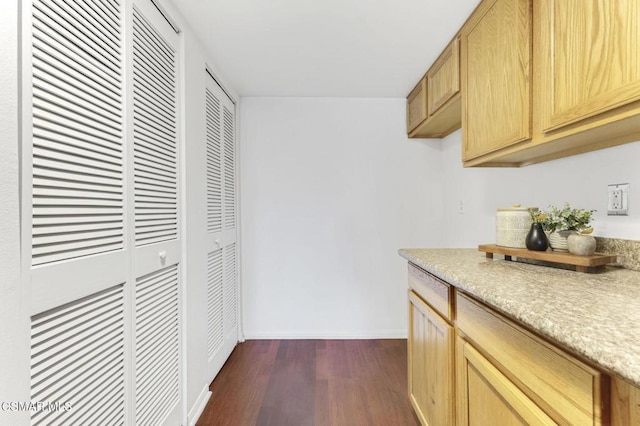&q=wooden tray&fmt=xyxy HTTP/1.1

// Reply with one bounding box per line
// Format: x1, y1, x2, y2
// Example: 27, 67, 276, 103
478, 244, 617, 273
